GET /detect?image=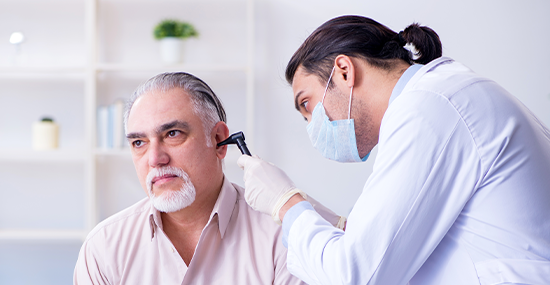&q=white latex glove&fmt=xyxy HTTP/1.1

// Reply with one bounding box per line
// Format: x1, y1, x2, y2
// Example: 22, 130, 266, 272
237, 155, 306, 224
